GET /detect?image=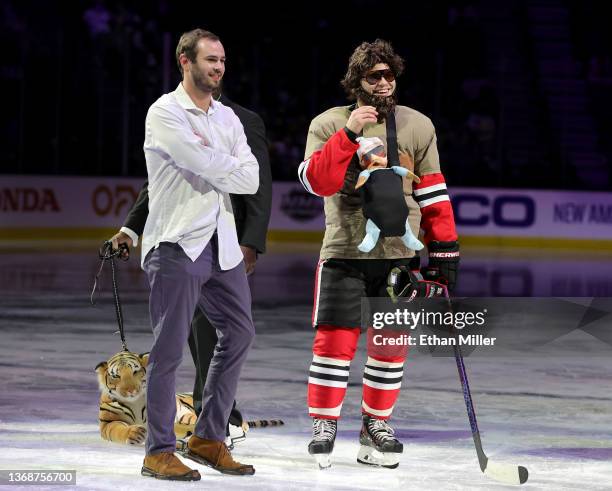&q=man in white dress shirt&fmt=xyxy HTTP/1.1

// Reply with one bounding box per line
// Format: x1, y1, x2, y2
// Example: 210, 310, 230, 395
140, 29, 258, 481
